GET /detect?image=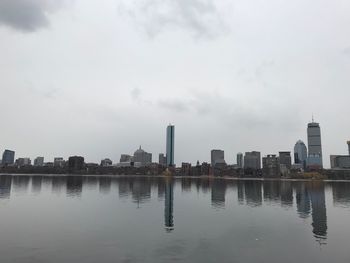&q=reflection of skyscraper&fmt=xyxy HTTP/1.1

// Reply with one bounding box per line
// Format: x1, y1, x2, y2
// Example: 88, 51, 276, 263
263, 181, 280, 204
244, 181, 262, 206
66, 176, 83, 197
164, 178, 174, 231
0, 175, 12, 199
31, 176, 43, 194
280, 181, 293, 207
332, 182, 350, 207
309, 182, 327, 243
237, 181, 245, 205
295, 182, 311, 219
131, 178, 151, 205
211, 179, 226, 209
99, 177, 112, 194
166, 124, 175, 167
